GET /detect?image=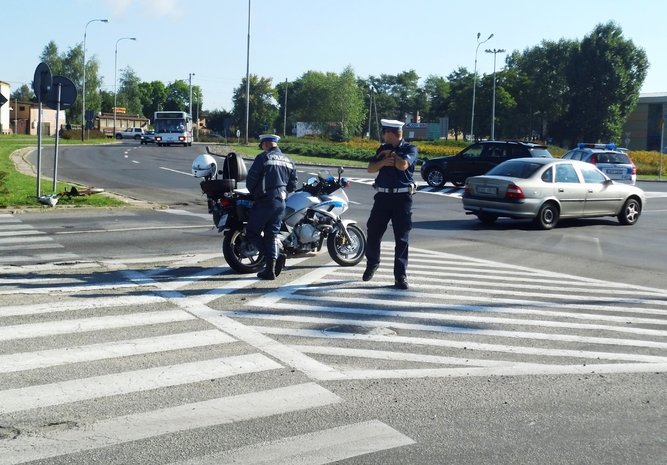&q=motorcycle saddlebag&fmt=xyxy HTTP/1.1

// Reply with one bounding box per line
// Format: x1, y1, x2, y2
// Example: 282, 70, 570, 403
200, 179, 236, 197
220, 152, 247, 182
